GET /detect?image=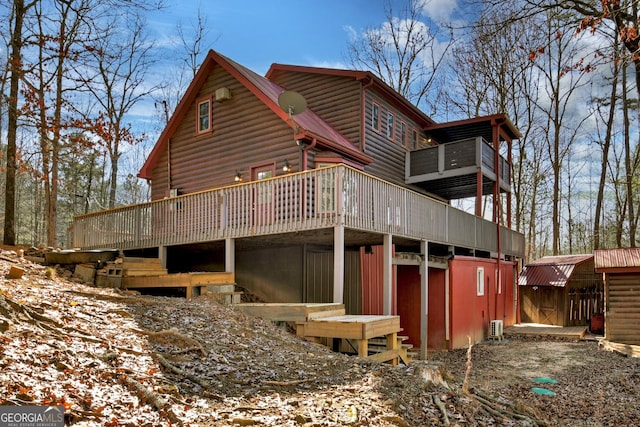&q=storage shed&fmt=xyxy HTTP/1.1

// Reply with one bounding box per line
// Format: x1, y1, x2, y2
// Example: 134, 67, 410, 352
519, 255, 603, 327
594, 248, 640, 345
